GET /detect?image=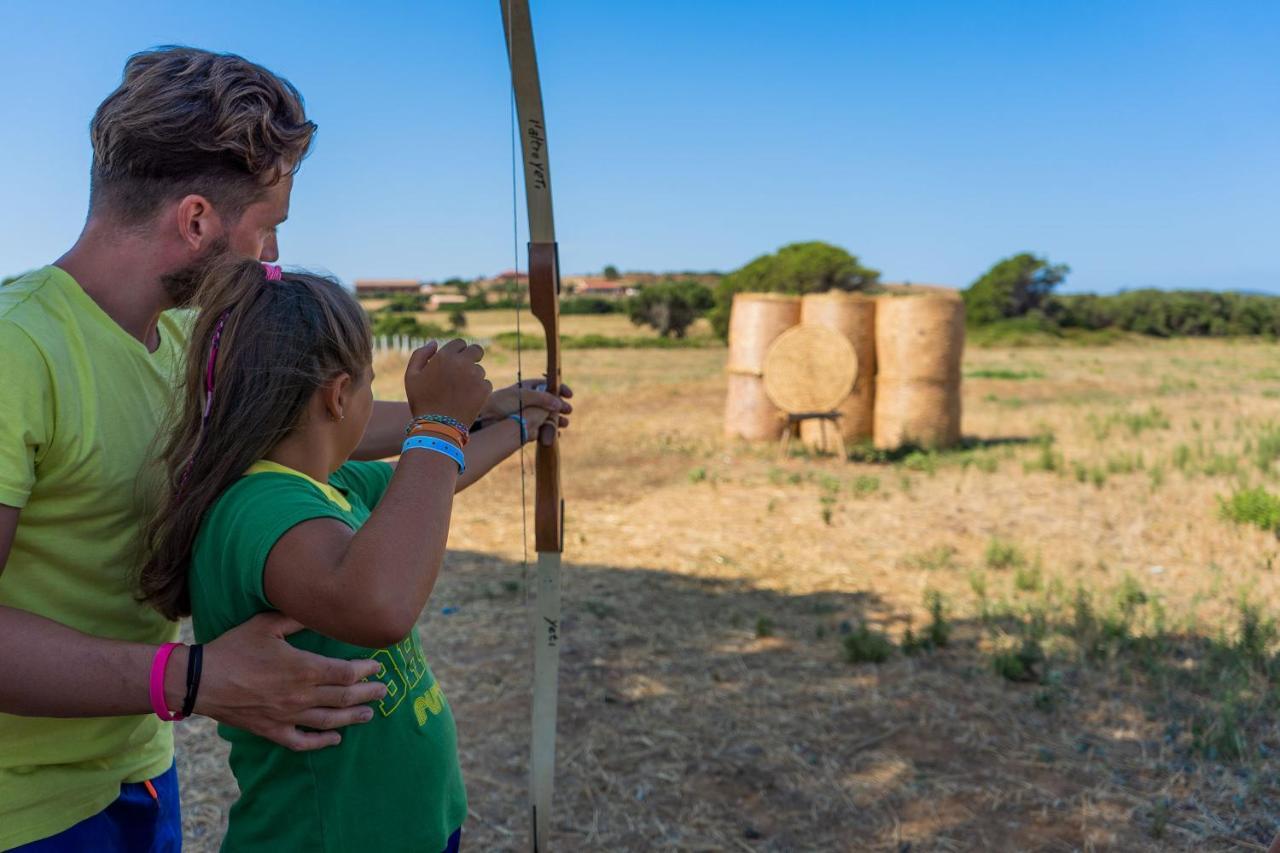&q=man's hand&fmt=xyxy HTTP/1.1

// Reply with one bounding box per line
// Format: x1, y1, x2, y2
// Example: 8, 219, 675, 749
195, 612, 387, 751
480, 378, 573, 430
